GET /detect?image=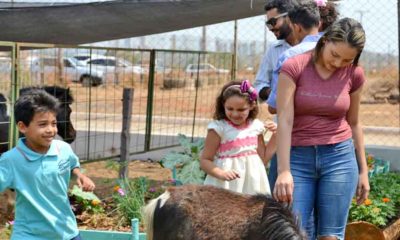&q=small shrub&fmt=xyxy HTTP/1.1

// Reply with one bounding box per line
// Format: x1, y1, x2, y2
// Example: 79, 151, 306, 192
348, 172, 400, 227
349, 197, 396, 227
69, 185, 104, 215
161, 134, 206, 184
113, 177, 147, 225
